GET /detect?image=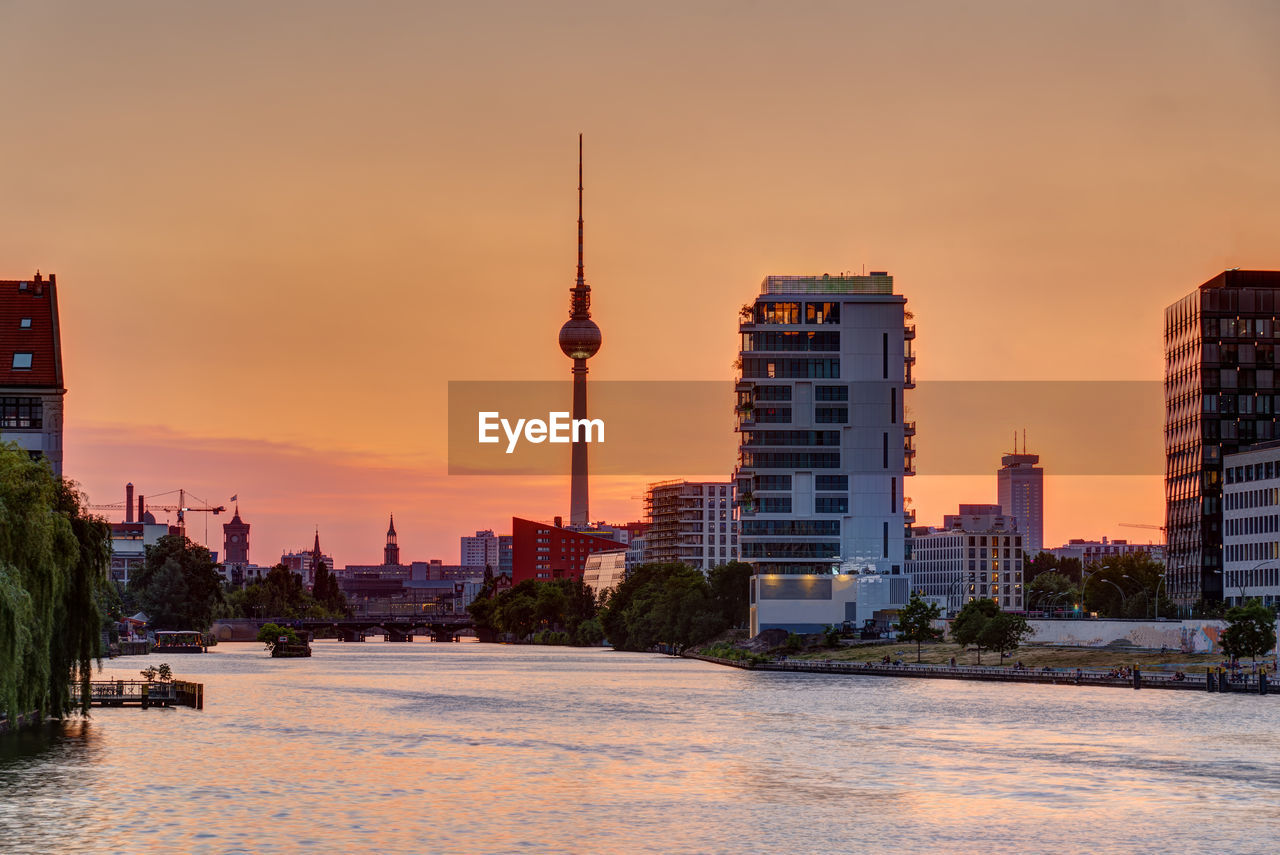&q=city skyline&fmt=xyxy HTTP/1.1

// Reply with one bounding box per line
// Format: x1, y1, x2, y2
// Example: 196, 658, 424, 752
4, 2, 1279, 563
